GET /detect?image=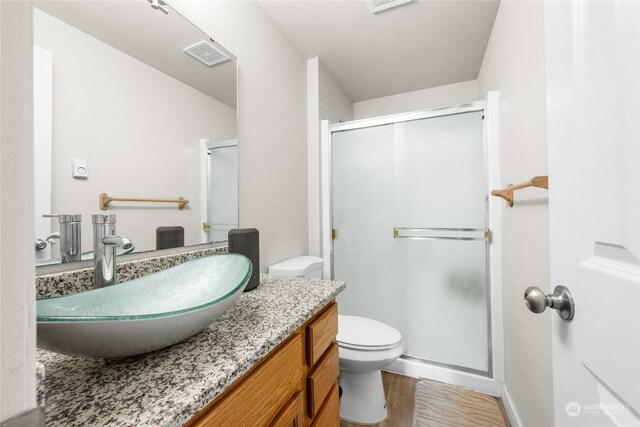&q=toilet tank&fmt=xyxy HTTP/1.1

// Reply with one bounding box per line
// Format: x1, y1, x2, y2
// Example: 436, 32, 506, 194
268, 256, 323, 279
